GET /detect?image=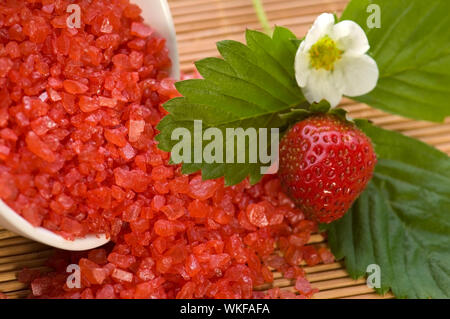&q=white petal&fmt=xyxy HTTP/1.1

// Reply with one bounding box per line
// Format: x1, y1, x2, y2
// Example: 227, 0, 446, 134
336, 54, 379, 97
322, 81, 343, 108
295, 45, 310, 87
303, 13, 335, 51
345, 113, 354, 123
303, 69, 343, 107
332, 20, 370, 56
